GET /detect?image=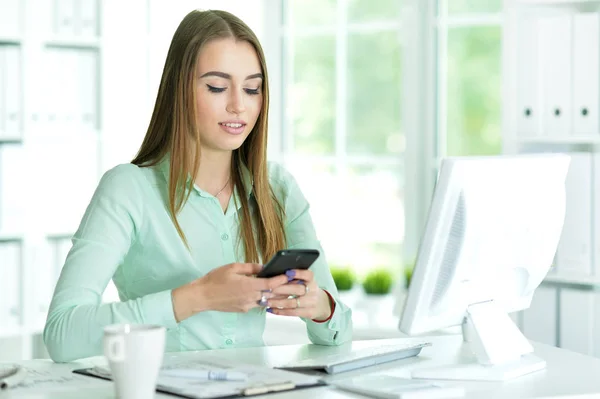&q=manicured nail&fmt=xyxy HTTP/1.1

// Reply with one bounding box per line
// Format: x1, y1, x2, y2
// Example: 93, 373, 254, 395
285, 270, 296, 281
266, 308, 273, 313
